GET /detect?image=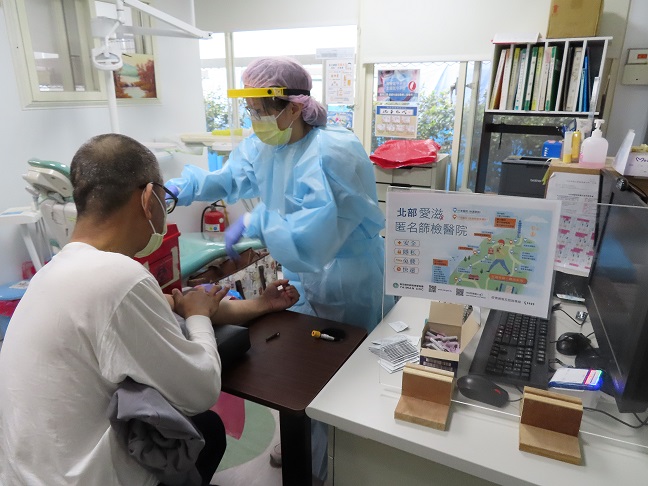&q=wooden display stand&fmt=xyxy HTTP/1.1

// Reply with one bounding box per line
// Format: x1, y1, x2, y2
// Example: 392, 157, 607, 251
519, 387, 583, 465
394, 363, 454, 431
